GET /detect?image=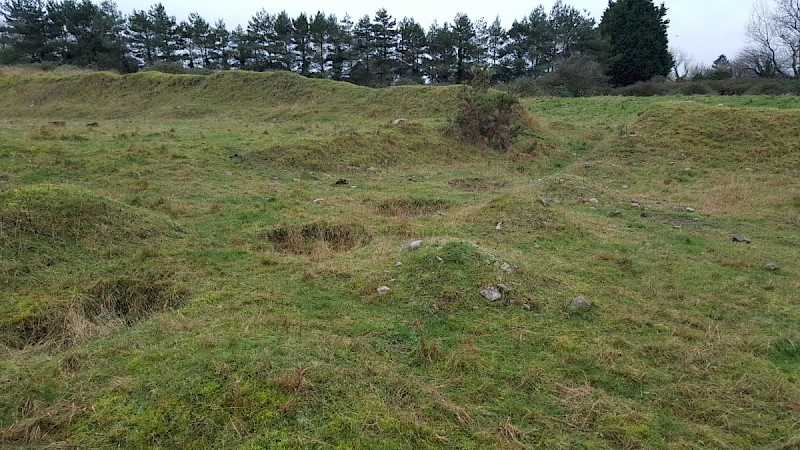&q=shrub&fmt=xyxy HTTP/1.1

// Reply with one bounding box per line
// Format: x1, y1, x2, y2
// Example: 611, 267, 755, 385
451, 86, 528, 150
